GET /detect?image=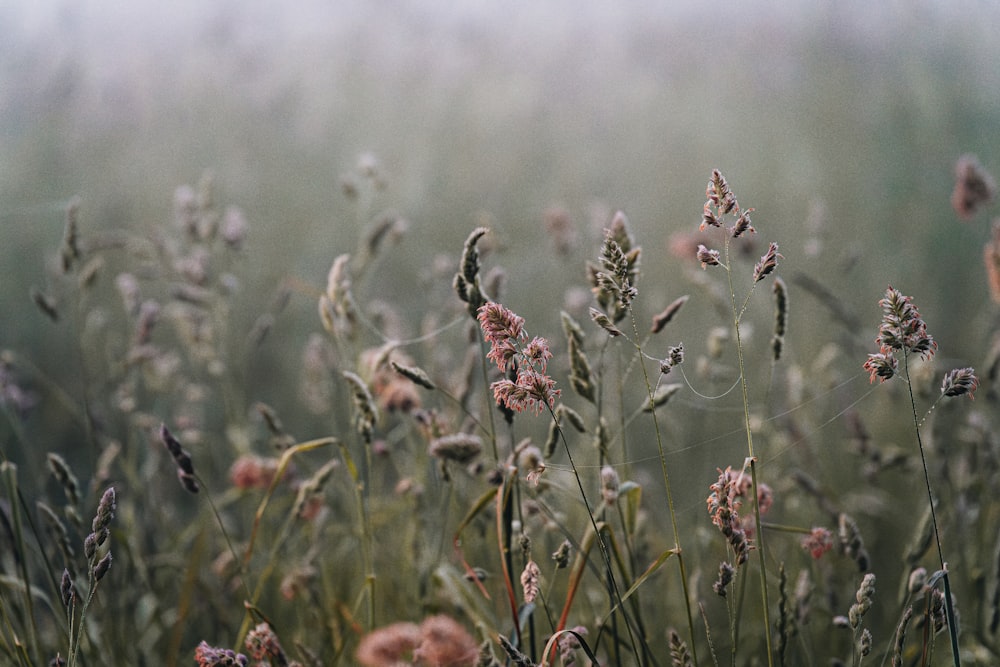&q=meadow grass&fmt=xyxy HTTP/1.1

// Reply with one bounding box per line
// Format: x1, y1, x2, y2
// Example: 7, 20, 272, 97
1, 158, 998, 667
